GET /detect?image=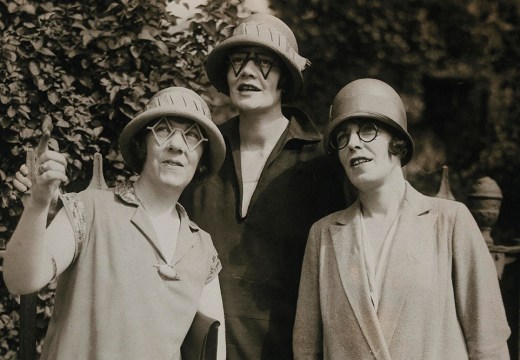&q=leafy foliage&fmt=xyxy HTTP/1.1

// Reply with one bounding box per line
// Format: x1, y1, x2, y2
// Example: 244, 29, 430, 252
0, 0, 242, 356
